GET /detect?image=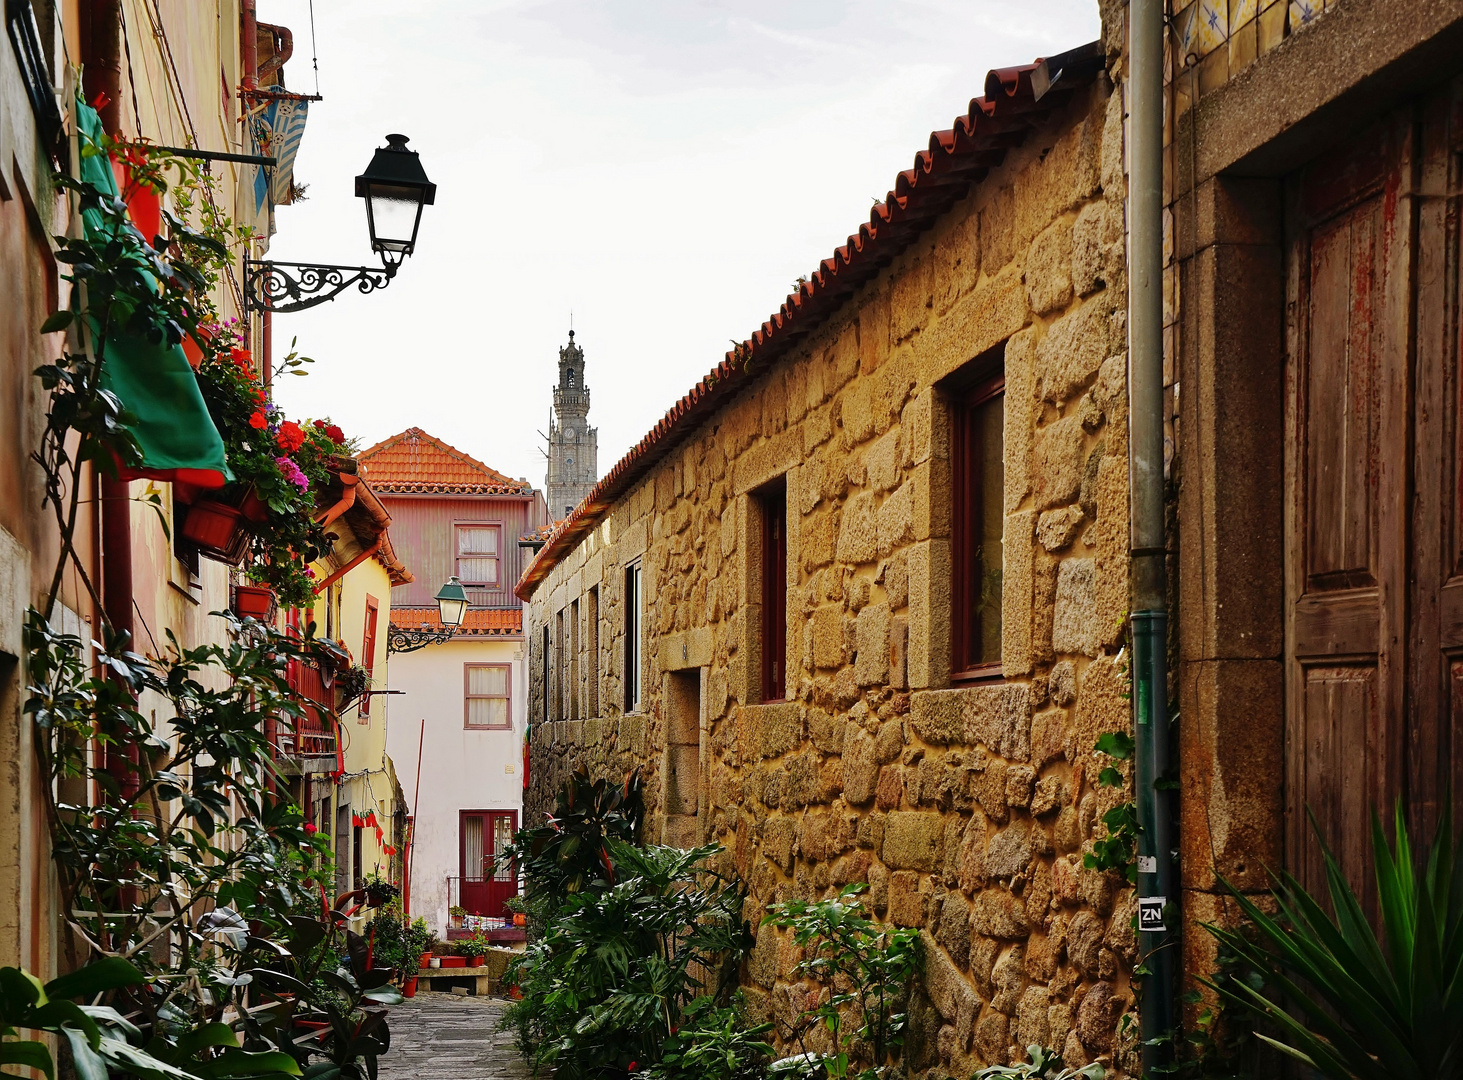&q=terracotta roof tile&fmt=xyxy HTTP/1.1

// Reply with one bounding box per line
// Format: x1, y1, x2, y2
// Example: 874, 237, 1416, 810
358, 428, 533, 495
389, 607, 523, 636
516, 45, 1104, 601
